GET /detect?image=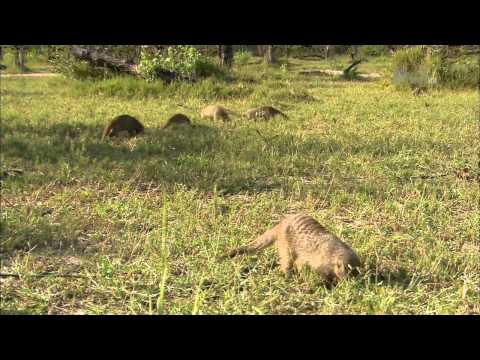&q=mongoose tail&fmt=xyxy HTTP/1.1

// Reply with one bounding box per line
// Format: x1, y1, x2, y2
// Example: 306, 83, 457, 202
222, 225, 279, 259
278, 110, 289, 119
